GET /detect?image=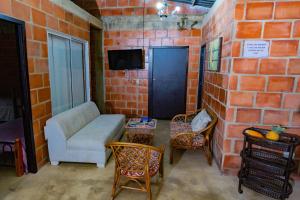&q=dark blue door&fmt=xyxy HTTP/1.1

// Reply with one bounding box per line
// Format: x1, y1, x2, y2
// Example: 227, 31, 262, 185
150, 47, 188, 119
